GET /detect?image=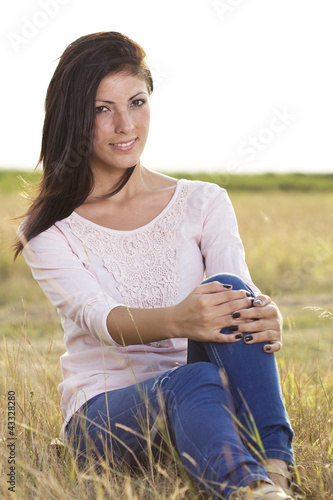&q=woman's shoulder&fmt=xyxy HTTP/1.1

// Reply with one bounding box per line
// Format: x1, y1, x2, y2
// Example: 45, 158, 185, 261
177, 177, 227, 199
170, 178, 230, 221
143, 169, 178, 189
145, 170, 226, 195
19, 214, 74, 251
